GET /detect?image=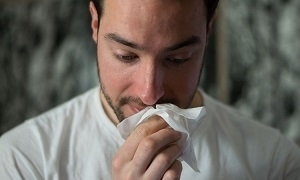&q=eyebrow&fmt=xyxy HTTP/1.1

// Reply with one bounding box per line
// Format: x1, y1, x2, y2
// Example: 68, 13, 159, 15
105, 33, 145, 51
104, 33, 201, 52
